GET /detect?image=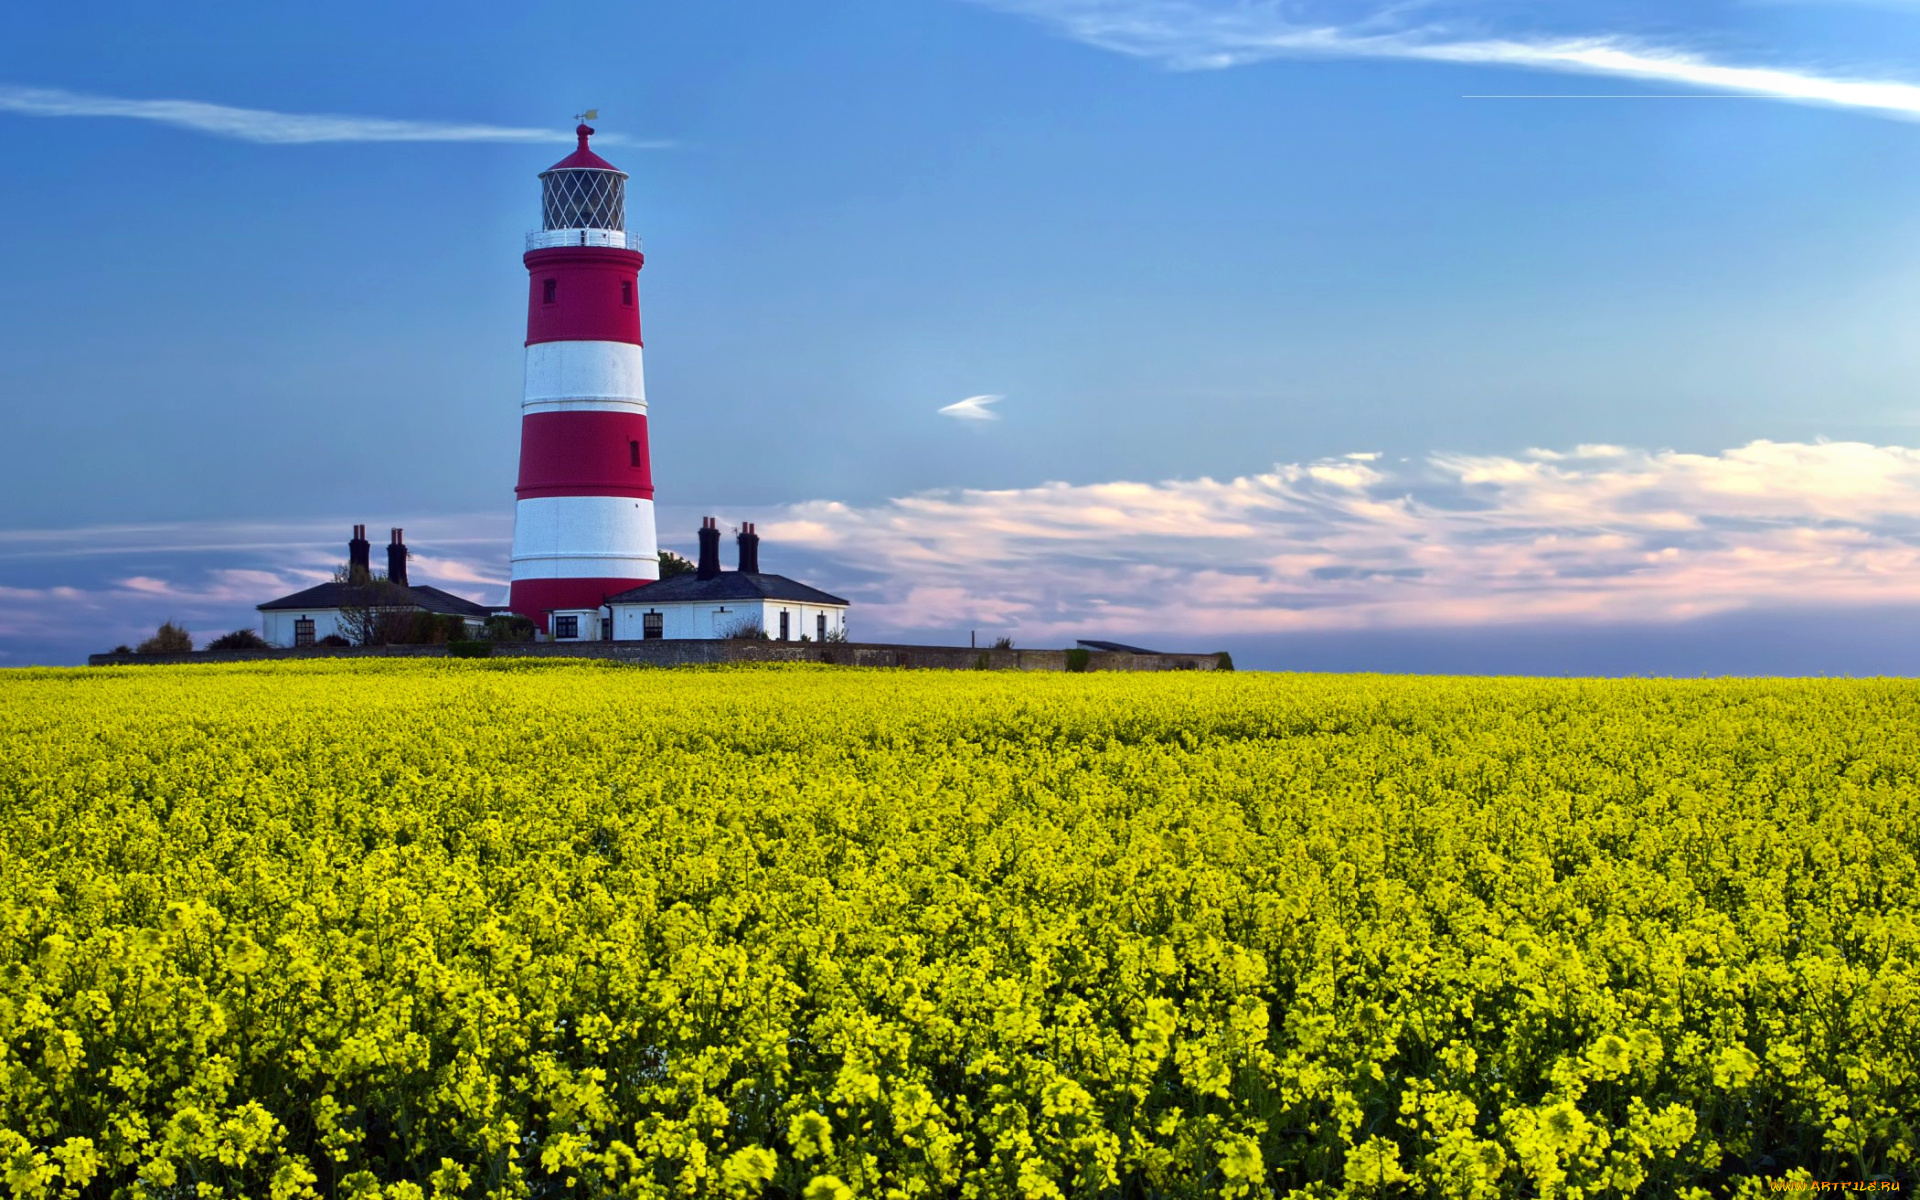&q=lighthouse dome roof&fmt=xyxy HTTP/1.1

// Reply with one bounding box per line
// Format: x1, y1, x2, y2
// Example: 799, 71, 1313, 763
544, 123, 621, 174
